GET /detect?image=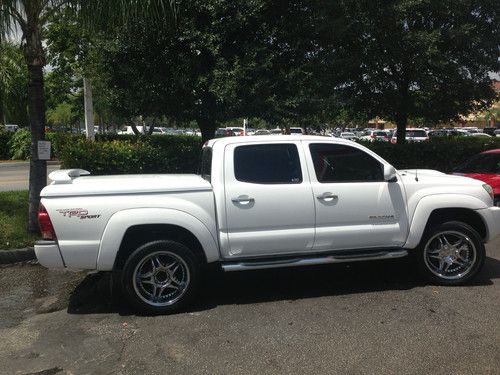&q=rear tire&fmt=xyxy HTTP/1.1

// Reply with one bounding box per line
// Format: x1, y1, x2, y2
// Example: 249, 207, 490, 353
121, 240, 200, 314
416, 221, 485, 285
